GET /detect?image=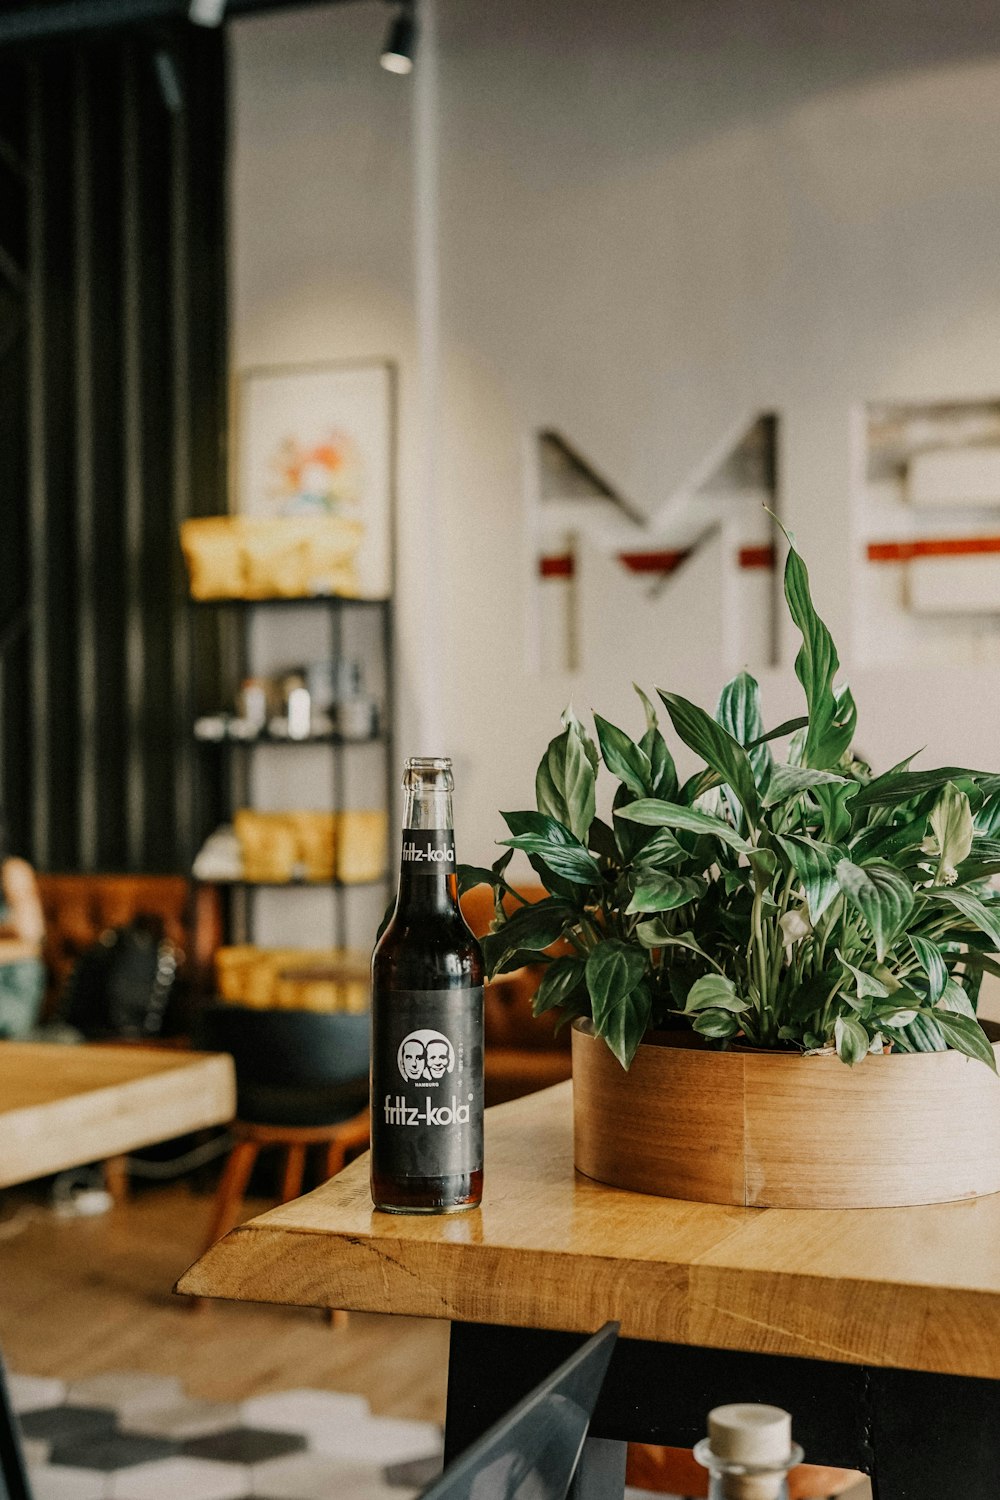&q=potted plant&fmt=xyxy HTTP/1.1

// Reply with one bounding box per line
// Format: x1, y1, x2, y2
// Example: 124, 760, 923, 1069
460, 527, 1000, 1208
